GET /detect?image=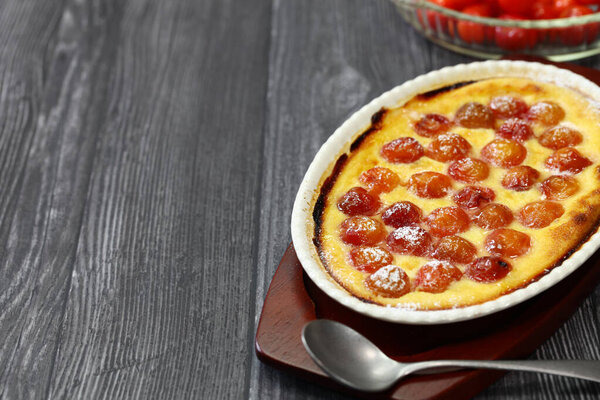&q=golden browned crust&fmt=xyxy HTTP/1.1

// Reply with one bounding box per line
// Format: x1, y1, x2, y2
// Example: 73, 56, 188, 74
313, 77, 600, 310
